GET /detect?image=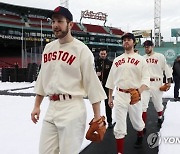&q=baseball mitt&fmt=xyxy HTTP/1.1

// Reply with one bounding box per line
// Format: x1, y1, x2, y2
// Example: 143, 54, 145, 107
129, 89, 141, 105
159, 83, 171, 91
86, 116, 106, 142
